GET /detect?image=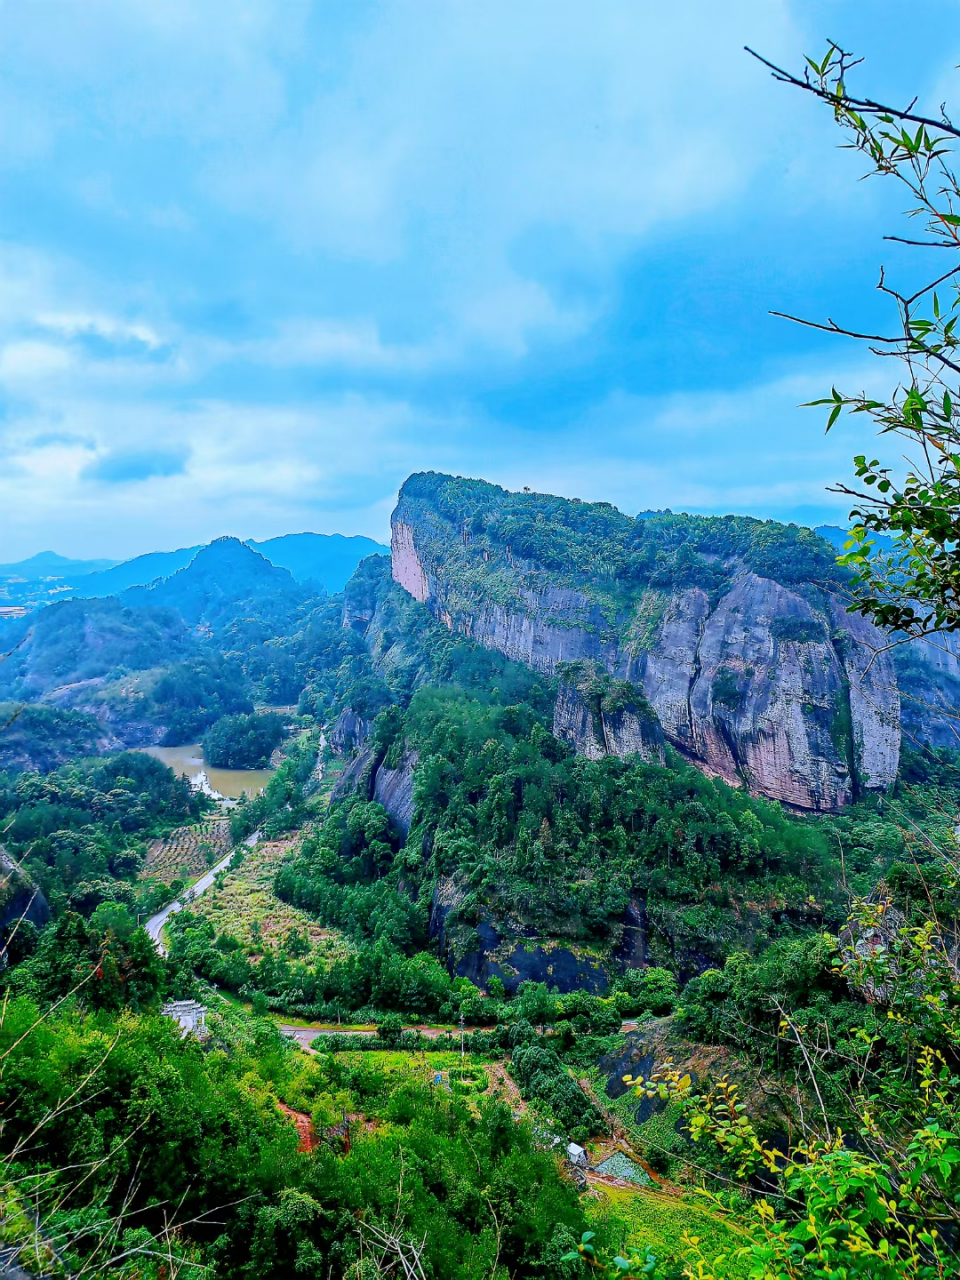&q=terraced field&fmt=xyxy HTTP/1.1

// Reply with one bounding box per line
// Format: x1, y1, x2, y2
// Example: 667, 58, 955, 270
143, 818, 231, 884
191, 834, 350, 962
